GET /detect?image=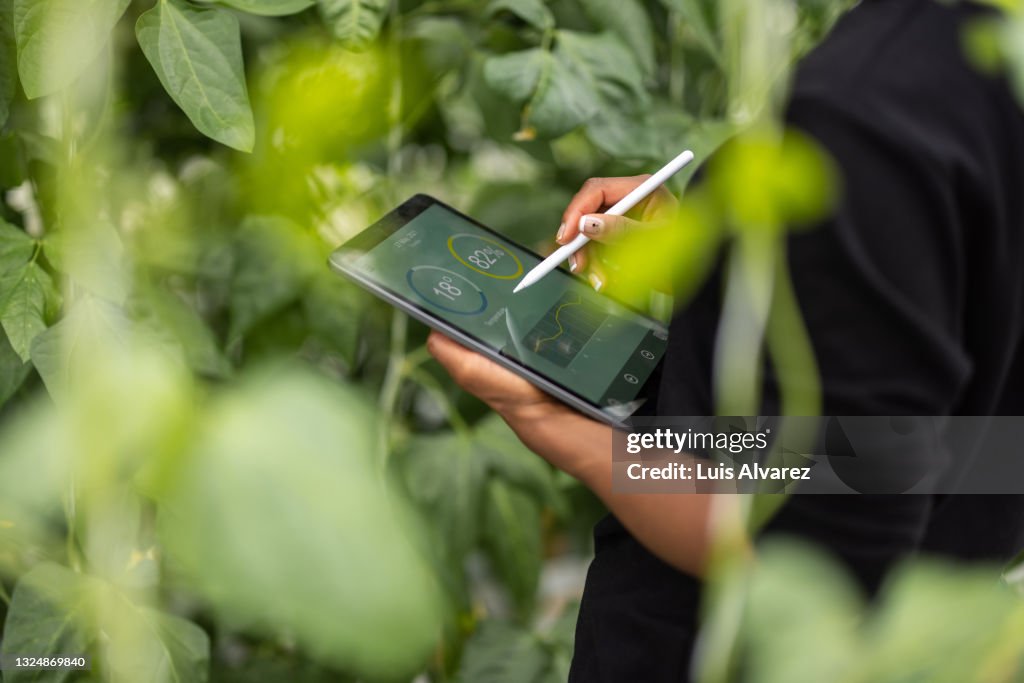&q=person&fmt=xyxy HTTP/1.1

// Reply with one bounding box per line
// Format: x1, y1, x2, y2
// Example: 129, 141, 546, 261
428, 0, 1024, 679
